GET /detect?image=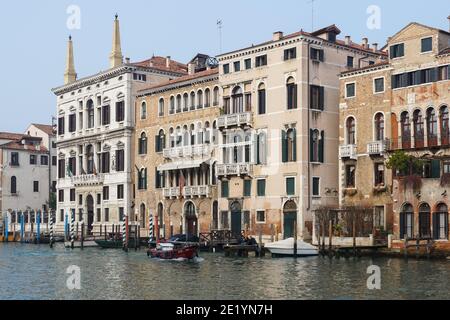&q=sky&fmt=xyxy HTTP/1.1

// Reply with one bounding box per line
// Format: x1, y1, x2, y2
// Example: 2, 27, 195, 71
0, 0, 448, 133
